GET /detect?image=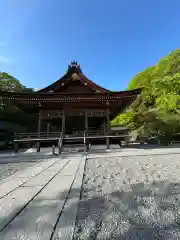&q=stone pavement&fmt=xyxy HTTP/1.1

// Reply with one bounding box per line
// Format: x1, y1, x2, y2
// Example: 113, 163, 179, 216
0, 153, 86, 240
